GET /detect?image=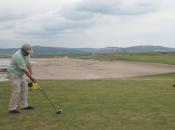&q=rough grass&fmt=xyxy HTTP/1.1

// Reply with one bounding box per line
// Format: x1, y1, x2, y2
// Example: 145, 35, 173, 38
2, 52, 175, 64
142, 72, 175, 78
1, 75, 175, 130
29, 52, 175, 65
